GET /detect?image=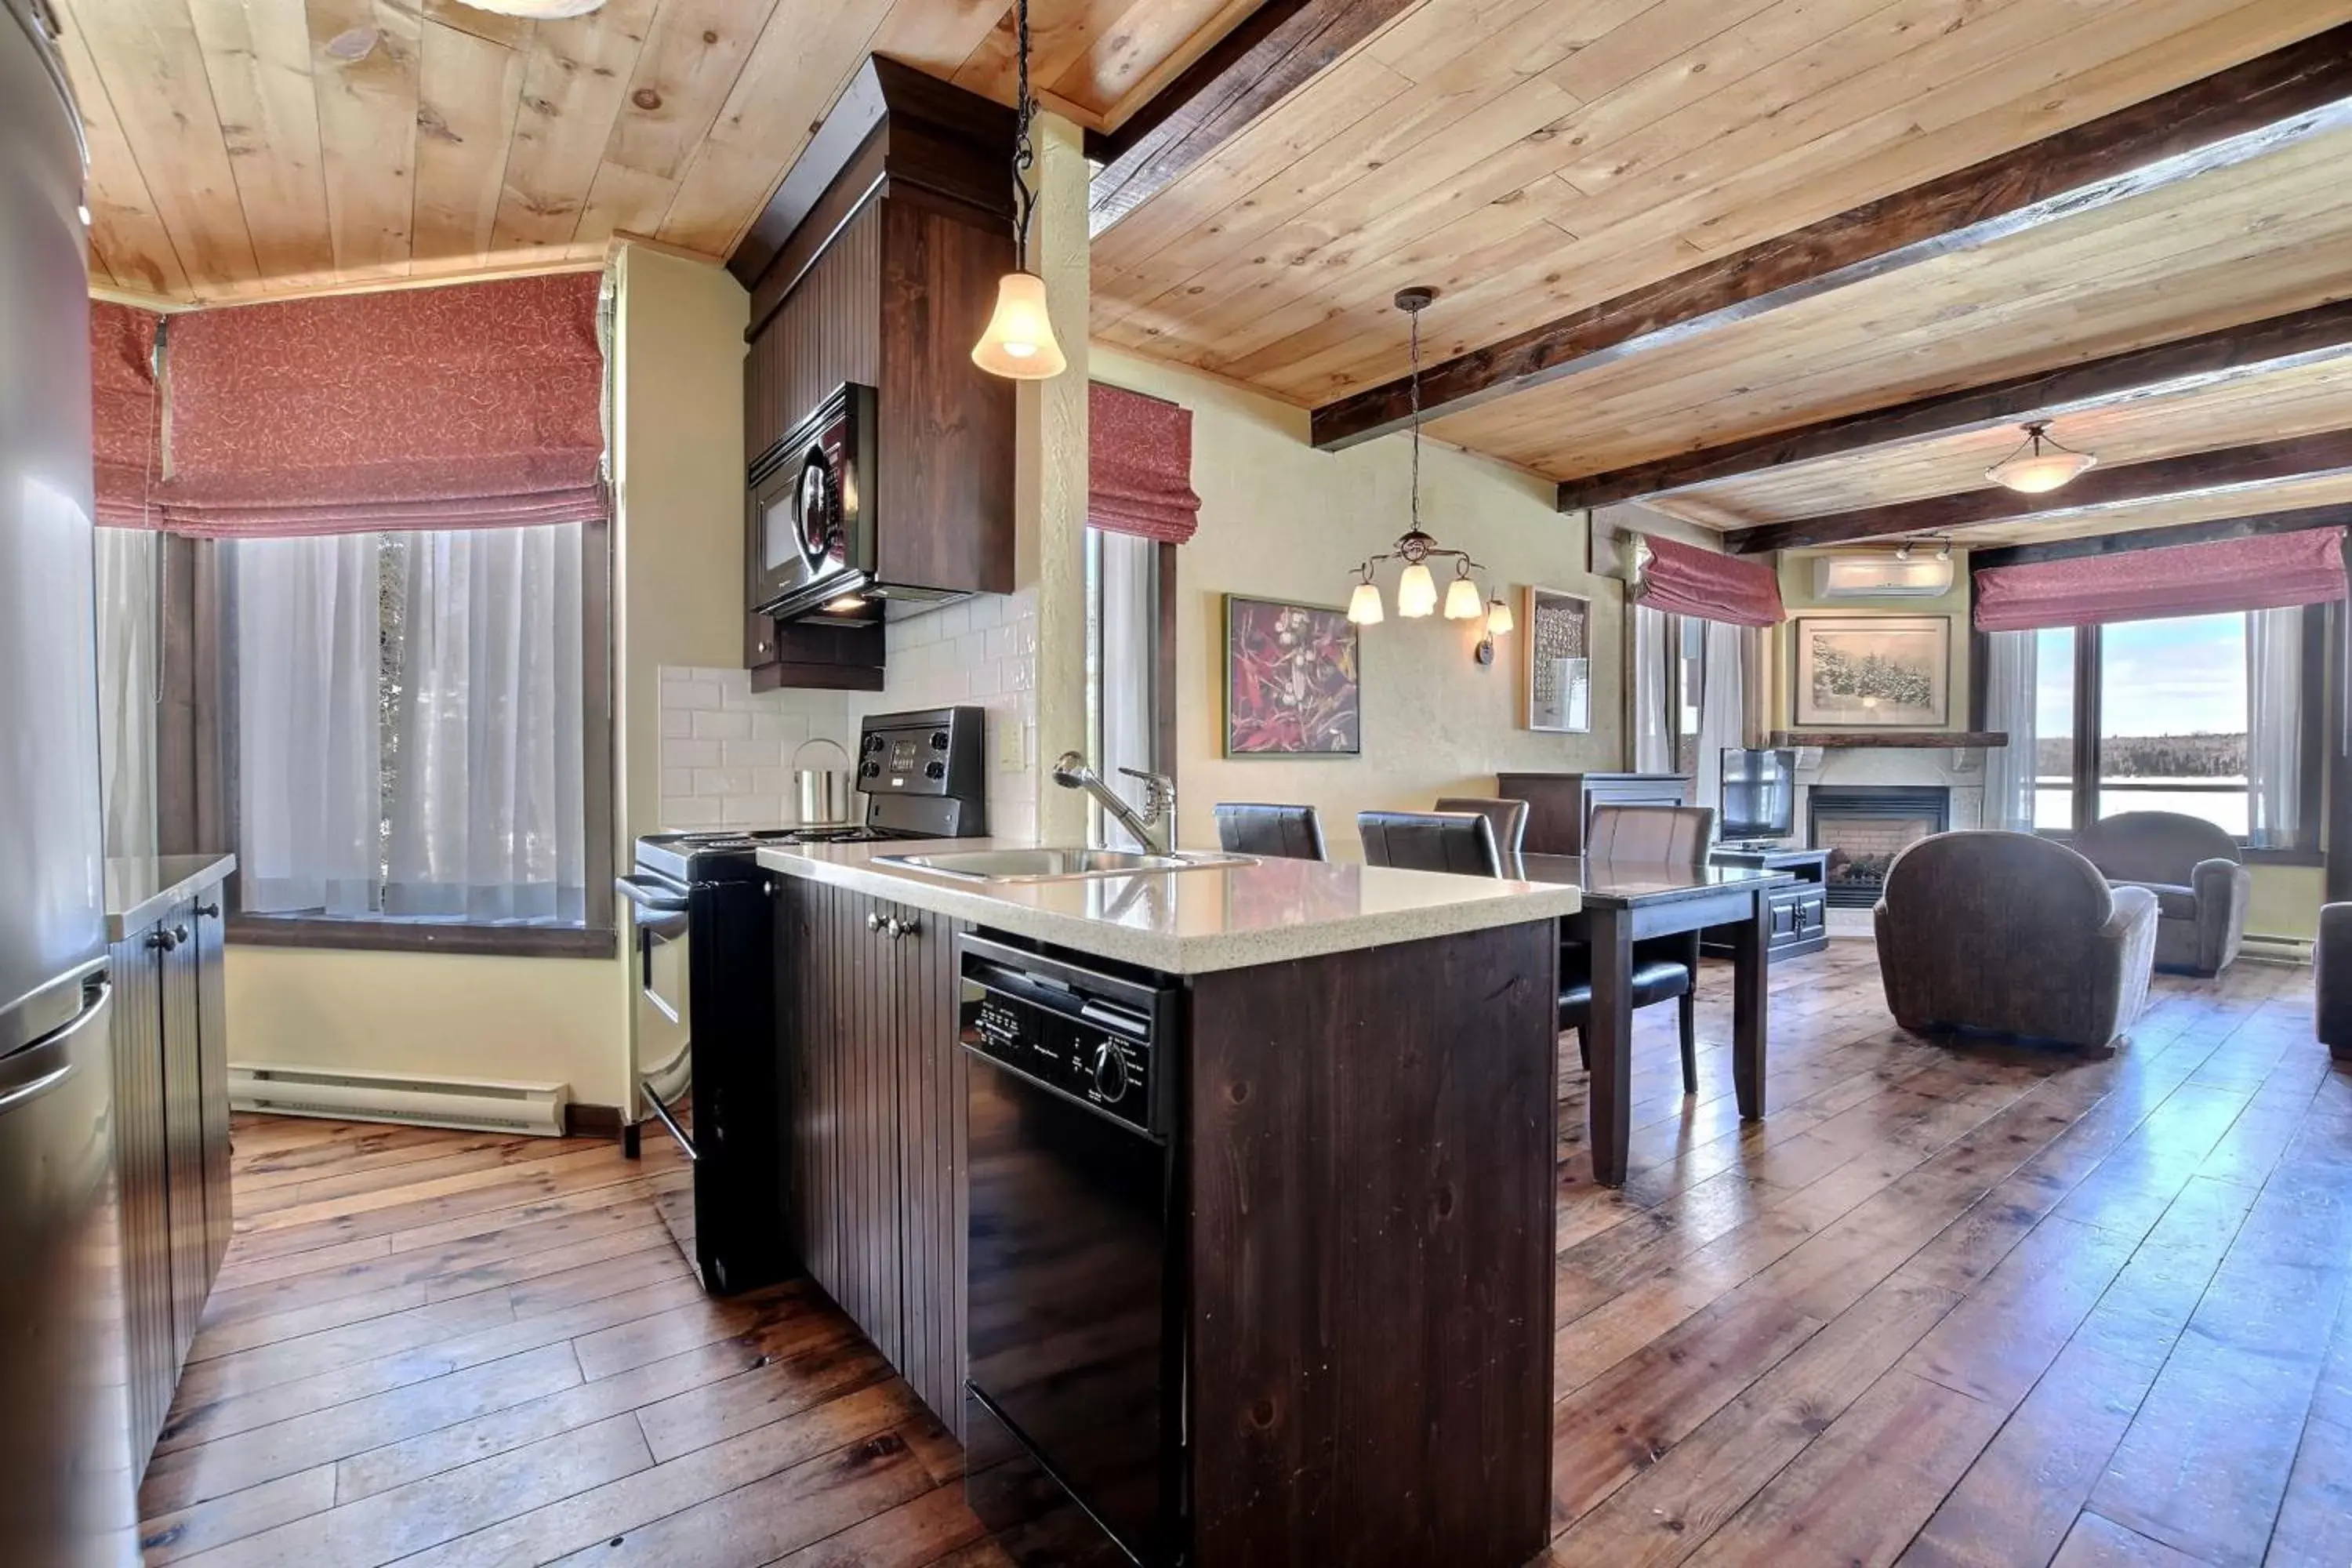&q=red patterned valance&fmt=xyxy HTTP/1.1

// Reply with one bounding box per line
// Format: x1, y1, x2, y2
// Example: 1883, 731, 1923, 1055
1974, 527, 2347, 631
90, 302, 162, 527
1090, 382, 1199, 544
1635, 534, 1784, 626
143, 273, 604, 537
